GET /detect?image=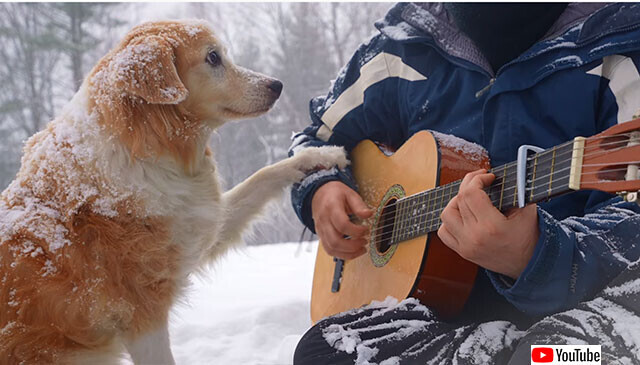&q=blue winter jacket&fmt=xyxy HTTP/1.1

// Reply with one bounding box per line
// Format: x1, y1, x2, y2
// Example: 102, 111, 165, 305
289, 3, 640, 319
